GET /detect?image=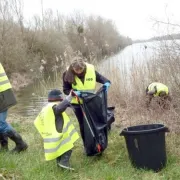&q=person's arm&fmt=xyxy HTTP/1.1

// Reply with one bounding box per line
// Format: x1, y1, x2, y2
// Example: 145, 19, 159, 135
53, 91, 73, 115
95, 71, 111, 84
53, 100, 70, 115
147, 86, 157, 96
62, 71, 72, 95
